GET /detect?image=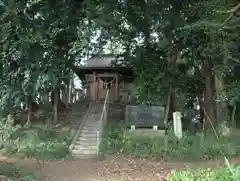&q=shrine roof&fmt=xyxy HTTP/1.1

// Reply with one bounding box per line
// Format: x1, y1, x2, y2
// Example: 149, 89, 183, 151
78, 54, 129, 68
